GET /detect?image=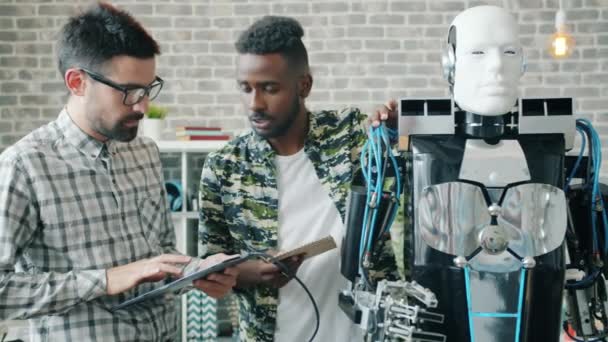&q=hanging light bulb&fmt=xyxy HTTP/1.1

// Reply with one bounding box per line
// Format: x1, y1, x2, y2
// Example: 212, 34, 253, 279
549, 9, 575, 58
